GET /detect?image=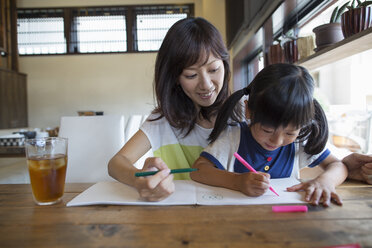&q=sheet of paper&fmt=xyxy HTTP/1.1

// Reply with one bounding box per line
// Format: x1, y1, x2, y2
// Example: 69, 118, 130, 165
195, 177, 305, 205
67, 180, 196, 206
67, 178, 305, 207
